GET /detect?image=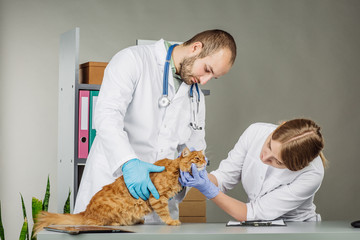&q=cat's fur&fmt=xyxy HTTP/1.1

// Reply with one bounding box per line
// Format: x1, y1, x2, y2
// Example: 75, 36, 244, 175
34, 147, 206, 234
